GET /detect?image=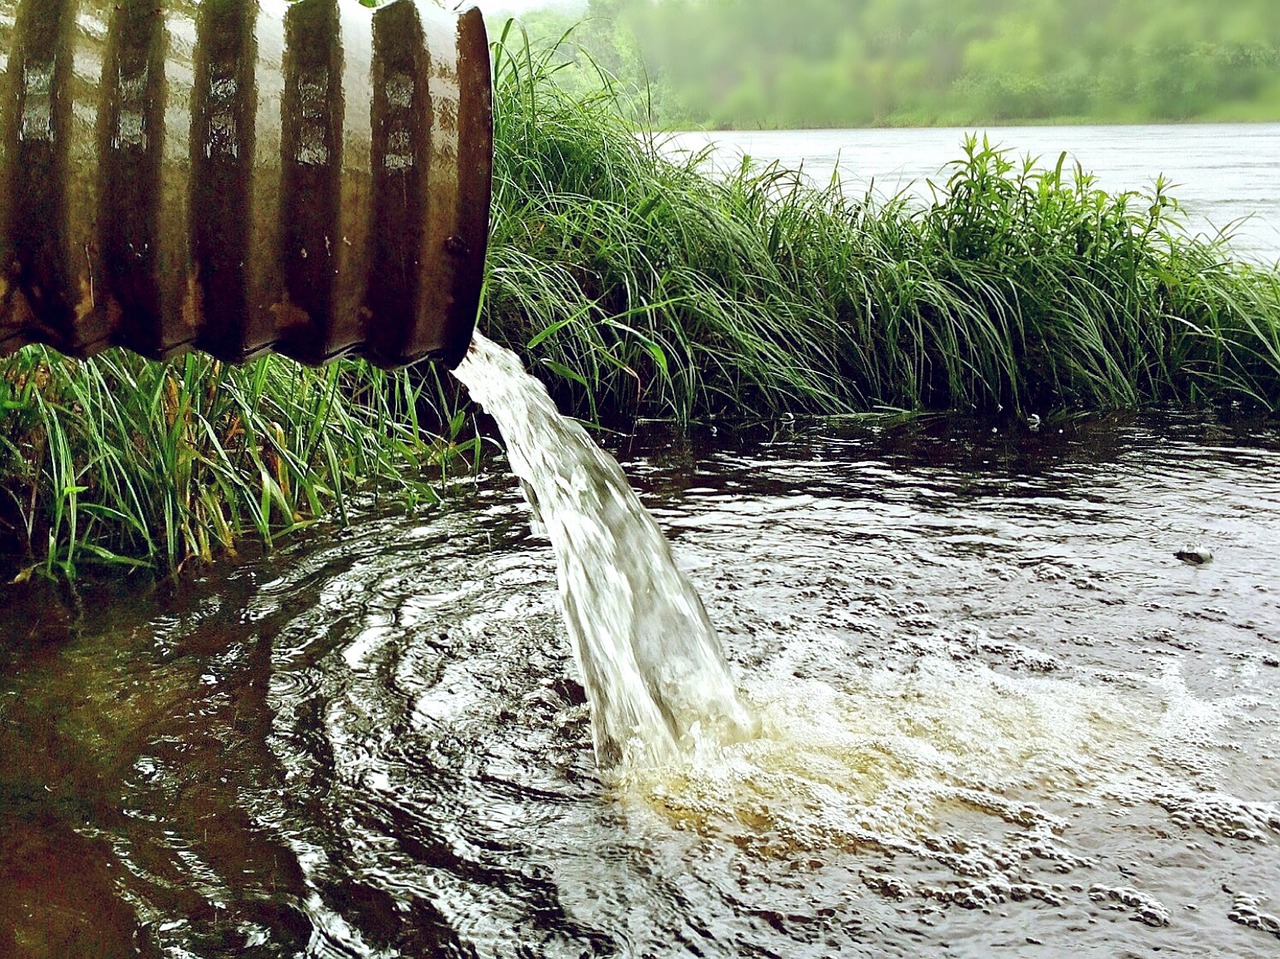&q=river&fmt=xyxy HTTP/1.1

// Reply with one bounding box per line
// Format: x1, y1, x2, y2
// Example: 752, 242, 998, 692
662, 123, 1280, 265
2, 123, 1280, 958
3, 413, 1279, 957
